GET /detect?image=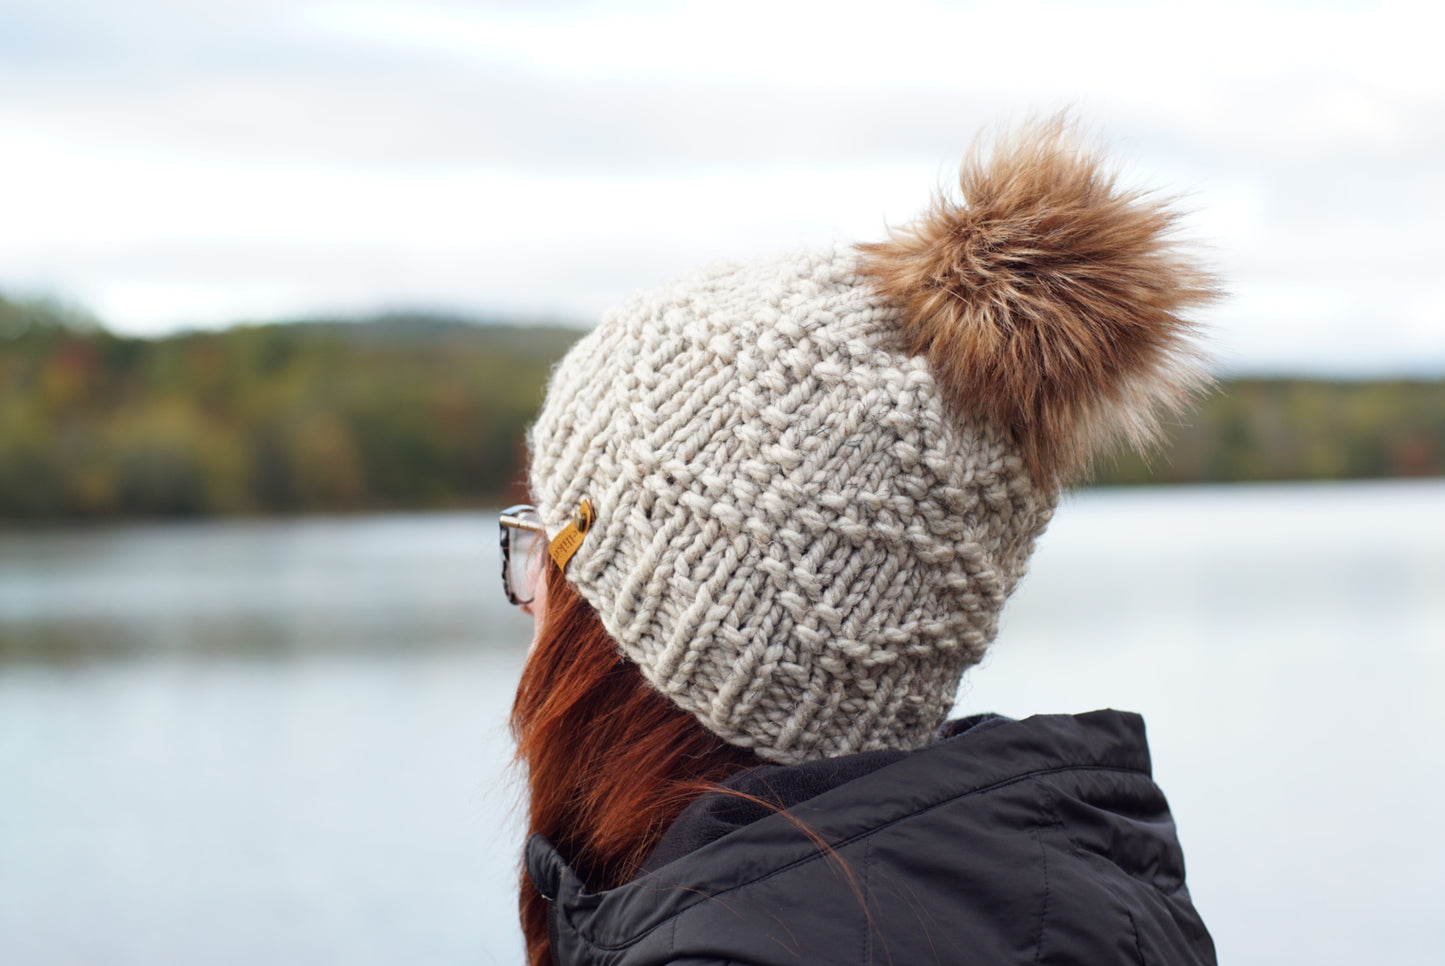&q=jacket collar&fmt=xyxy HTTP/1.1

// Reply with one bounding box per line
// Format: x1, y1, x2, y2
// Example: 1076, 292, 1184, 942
528, 709, 1153, 954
